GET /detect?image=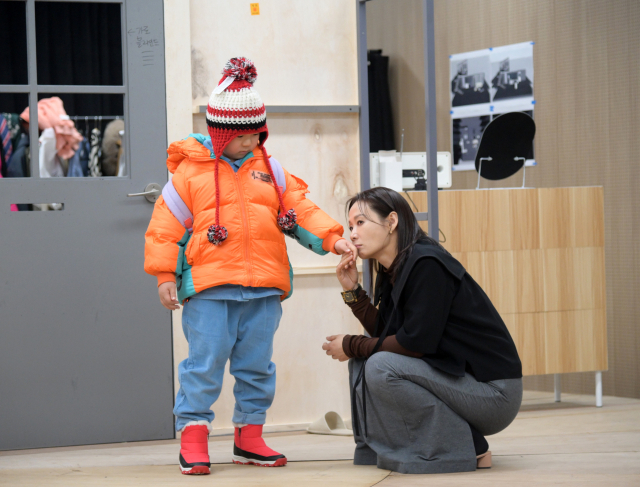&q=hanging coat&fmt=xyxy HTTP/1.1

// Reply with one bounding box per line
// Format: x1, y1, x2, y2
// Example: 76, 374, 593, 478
39, 128, 65, 178
6, 133, 30, 179
87, 128, 102, 177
